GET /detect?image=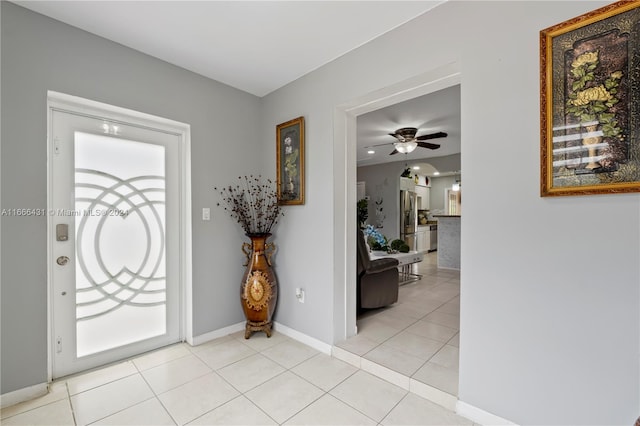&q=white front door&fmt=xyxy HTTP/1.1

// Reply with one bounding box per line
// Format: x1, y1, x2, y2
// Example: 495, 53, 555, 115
49, 96, 185, 378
